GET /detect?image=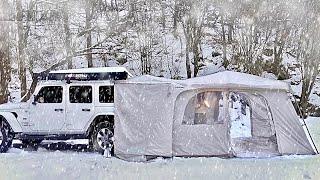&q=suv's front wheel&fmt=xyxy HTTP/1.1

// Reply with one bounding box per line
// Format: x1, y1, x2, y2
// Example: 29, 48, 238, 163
90, 121, 114, 155
0, 117, 13, 153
